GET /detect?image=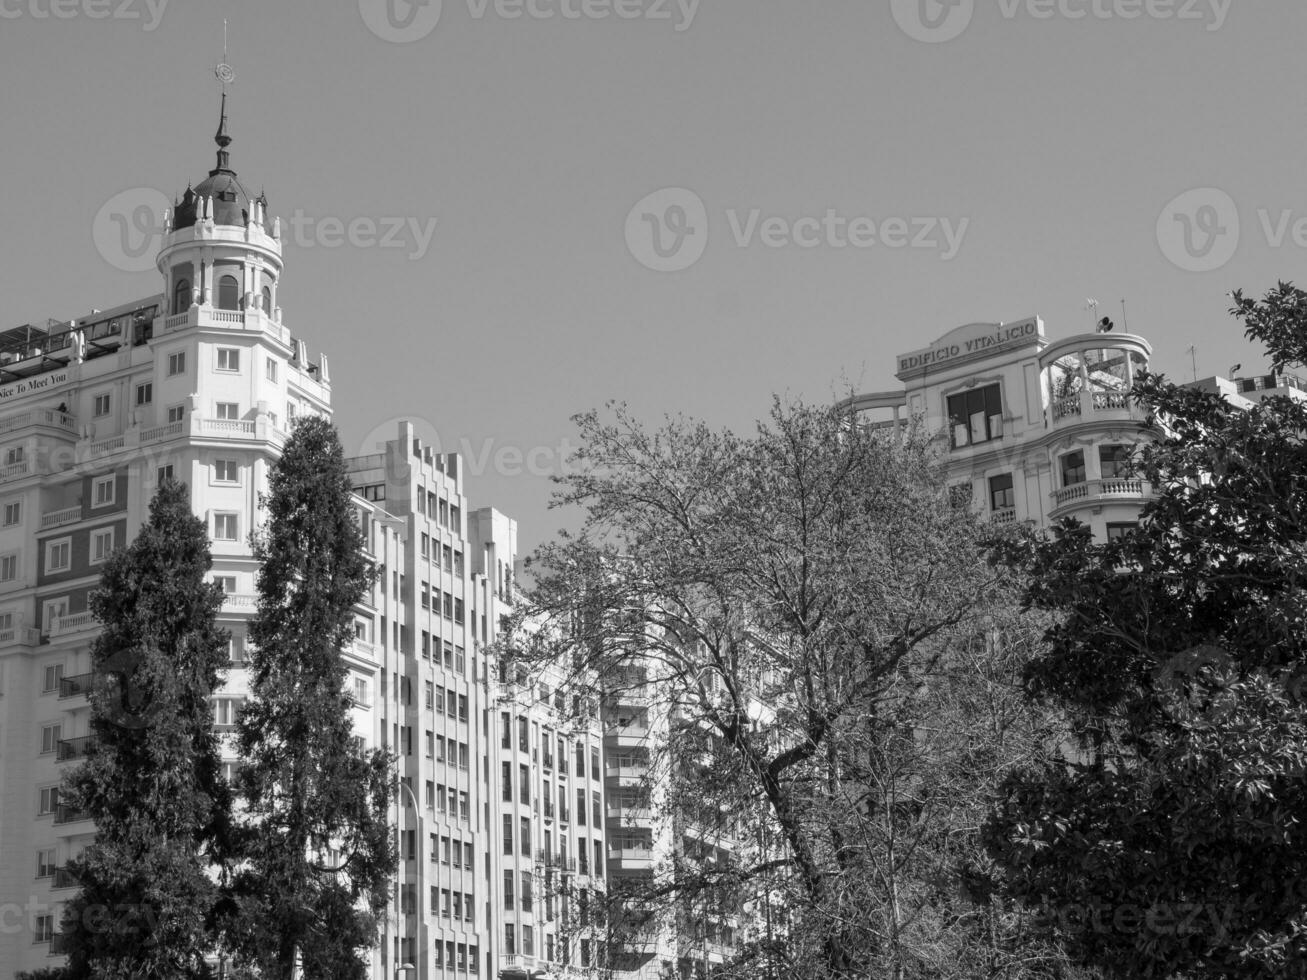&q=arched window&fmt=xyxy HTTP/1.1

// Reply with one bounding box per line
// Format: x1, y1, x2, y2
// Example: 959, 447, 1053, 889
173, 279, 191, 315
217, 275, 240, 311
261, 286, 272, 314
